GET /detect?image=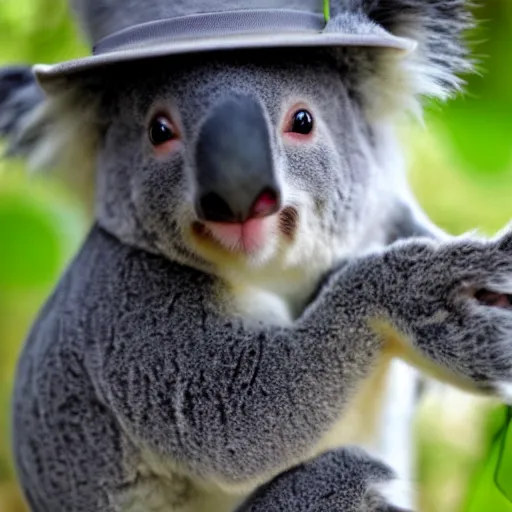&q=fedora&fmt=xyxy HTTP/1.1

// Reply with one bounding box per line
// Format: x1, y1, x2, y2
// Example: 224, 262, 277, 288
34, 0, 417, 88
